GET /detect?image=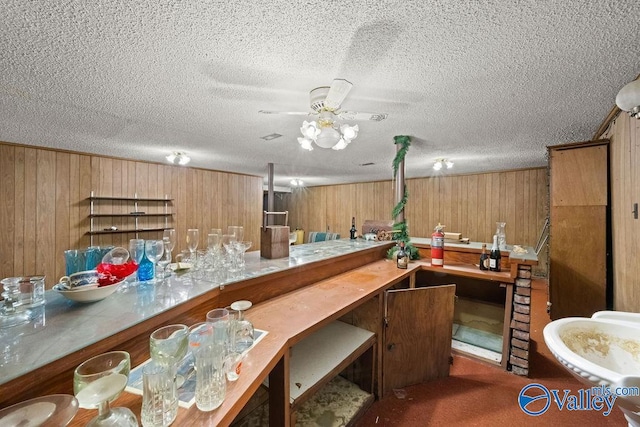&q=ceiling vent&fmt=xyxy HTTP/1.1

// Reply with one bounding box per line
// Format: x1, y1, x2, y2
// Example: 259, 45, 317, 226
260, 133, 282, 141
